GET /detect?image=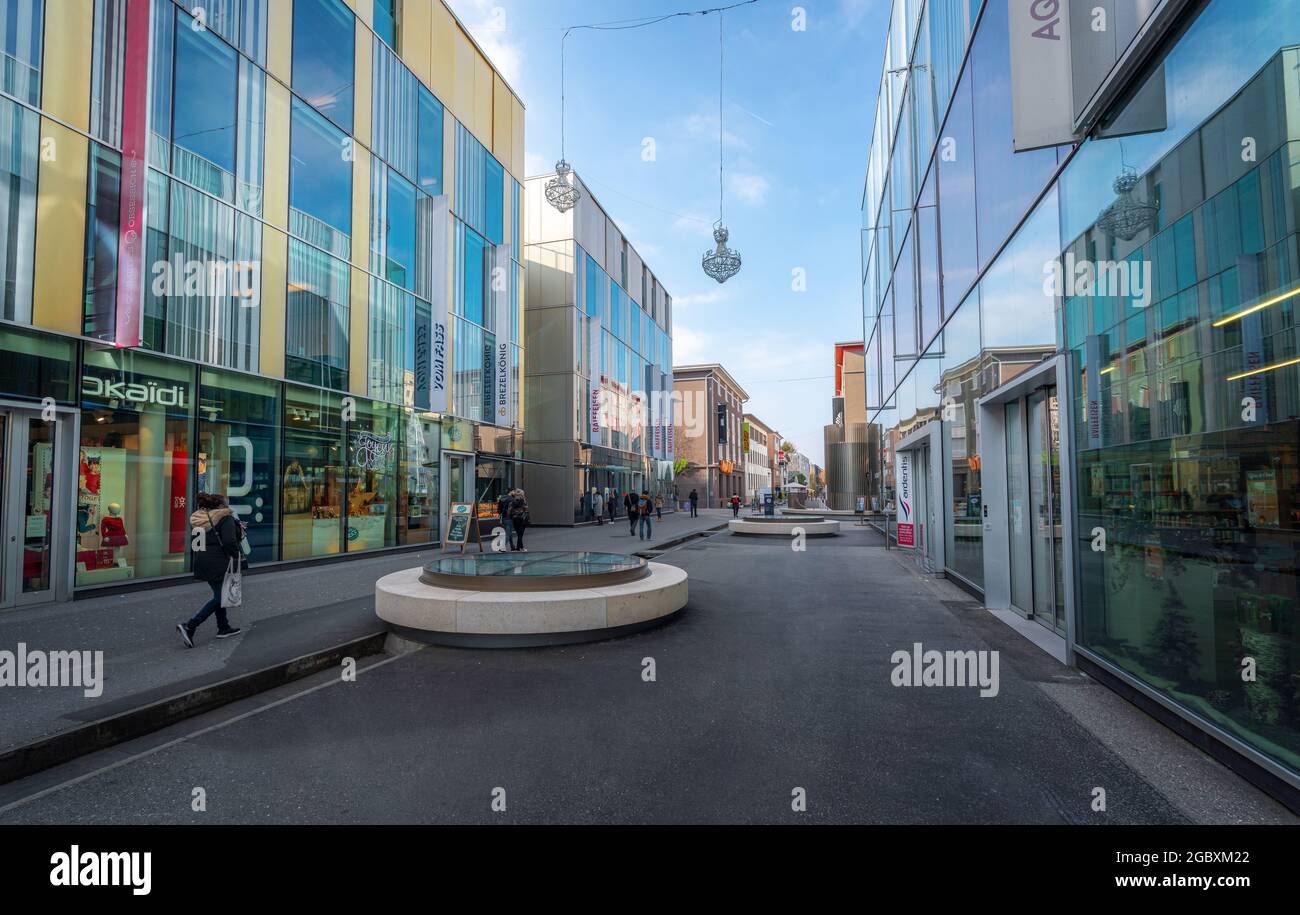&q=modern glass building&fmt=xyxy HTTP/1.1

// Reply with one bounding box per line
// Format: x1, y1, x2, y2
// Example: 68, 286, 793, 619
861, 0, 1300, 800
522, 170, 676, 525
0, 0, 526, 605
